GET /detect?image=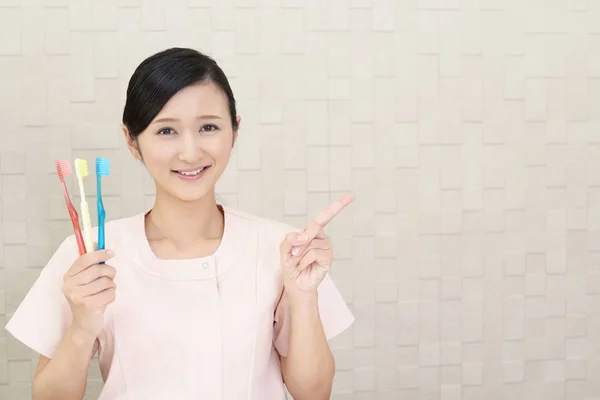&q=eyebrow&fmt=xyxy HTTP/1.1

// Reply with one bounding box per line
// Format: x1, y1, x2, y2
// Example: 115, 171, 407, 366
153, 115, 223, 123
